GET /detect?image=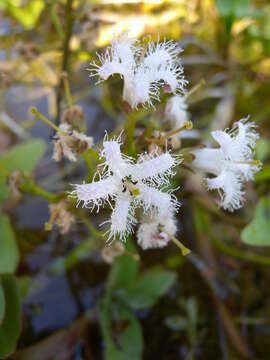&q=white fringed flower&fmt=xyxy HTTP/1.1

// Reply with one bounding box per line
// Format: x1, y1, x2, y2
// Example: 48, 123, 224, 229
191, 119, 261, 211
165, 95, 200, 139
71, 135, 180, 241
137, 212, 177, 250
53, 123, 93, 162
89, 33, 187, 109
